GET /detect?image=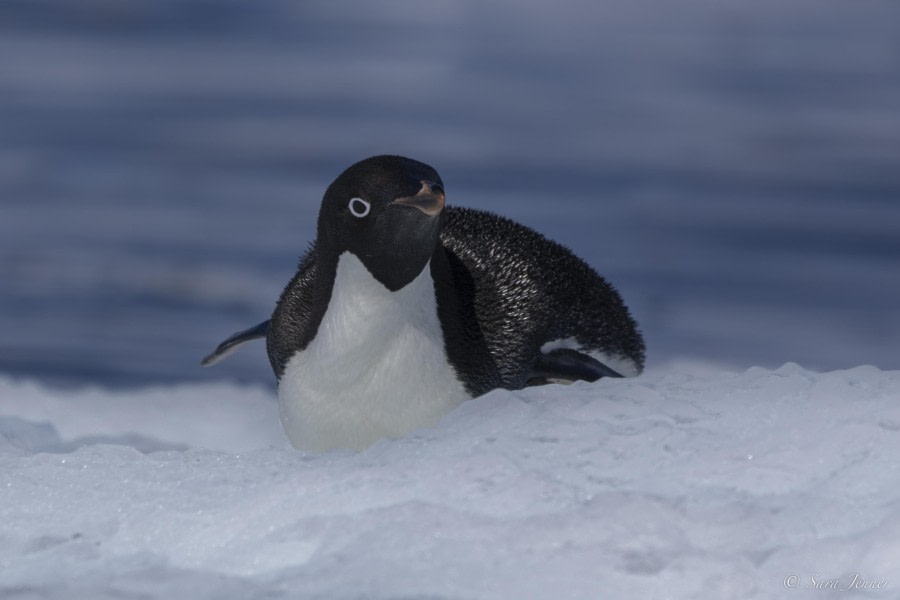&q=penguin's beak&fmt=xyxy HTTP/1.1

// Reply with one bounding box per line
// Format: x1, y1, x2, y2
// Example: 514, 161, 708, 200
392, 181, 445, 217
